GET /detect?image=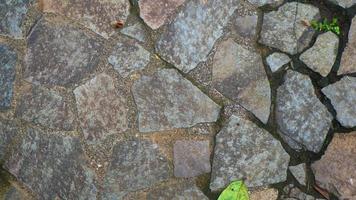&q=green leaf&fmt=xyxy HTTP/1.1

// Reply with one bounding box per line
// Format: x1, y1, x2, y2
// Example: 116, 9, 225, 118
218, 180, 250, 200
